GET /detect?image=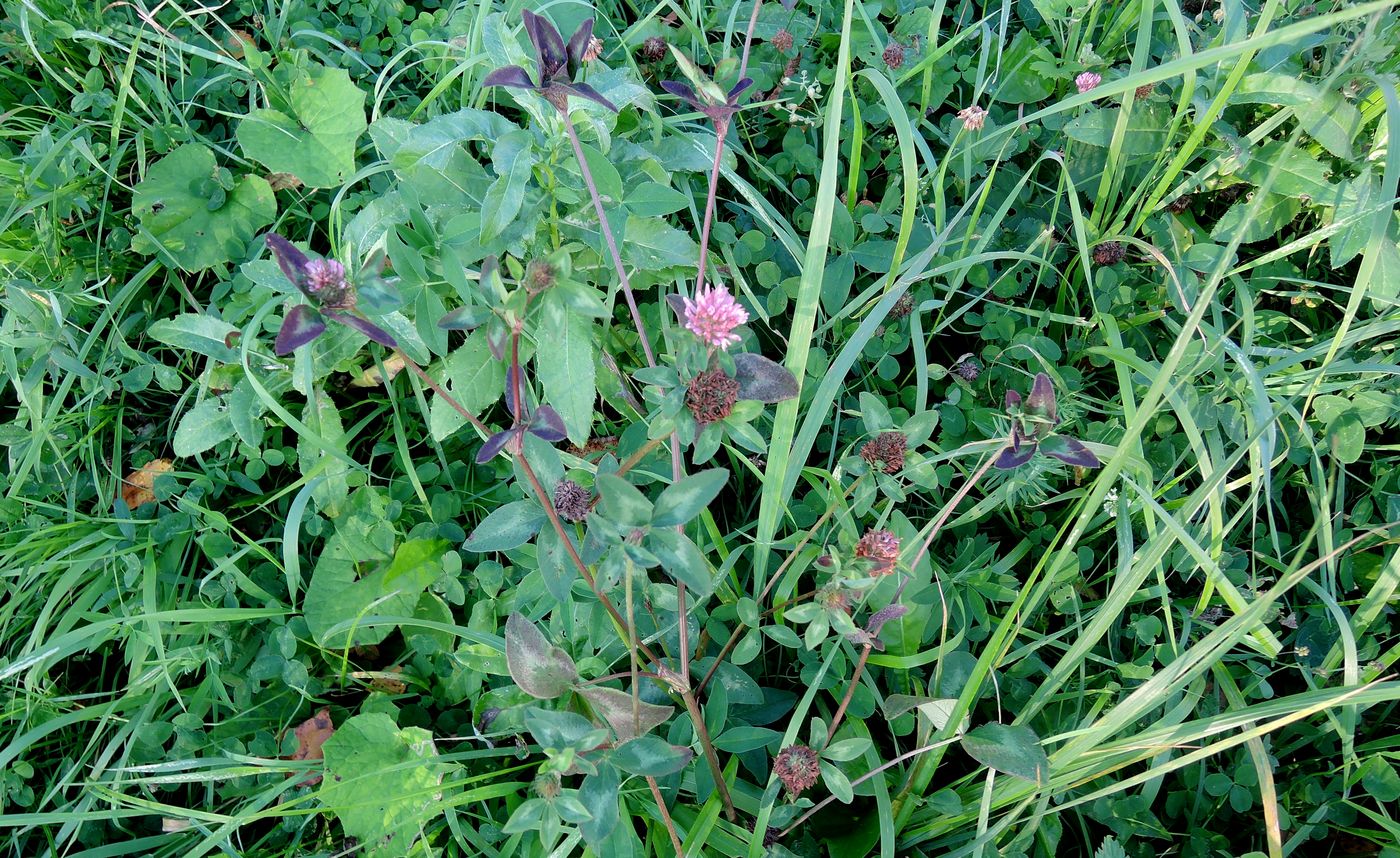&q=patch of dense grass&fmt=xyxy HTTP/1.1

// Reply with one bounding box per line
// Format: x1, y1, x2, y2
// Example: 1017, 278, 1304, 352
2, 0, 1399, 856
